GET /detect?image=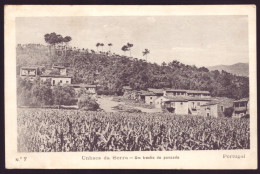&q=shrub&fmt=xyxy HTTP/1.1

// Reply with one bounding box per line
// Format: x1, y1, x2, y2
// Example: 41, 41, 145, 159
78, 95, 99, 111
224, 107, 234, 117
52, 85, 76, 105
